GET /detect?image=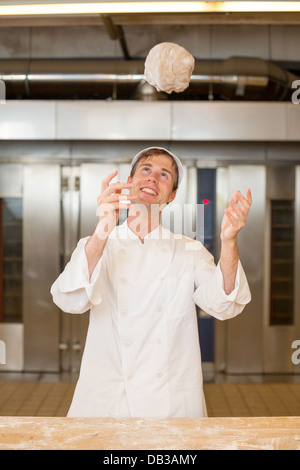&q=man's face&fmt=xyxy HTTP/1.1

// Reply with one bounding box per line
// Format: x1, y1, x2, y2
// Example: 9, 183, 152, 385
127, 154, 177, 207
